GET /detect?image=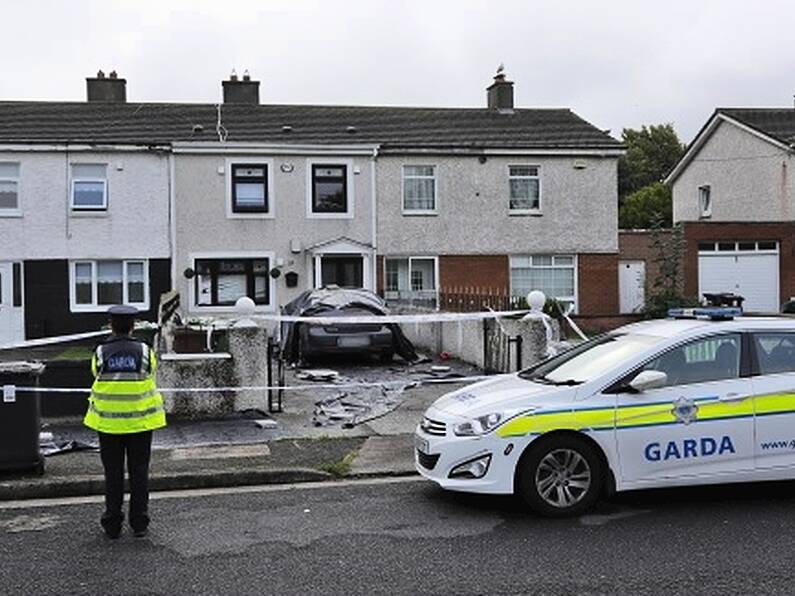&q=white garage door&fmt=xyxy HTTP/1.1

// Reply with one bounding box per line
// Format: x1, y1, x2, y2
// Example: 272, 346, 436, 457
698, 241, 779, 313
